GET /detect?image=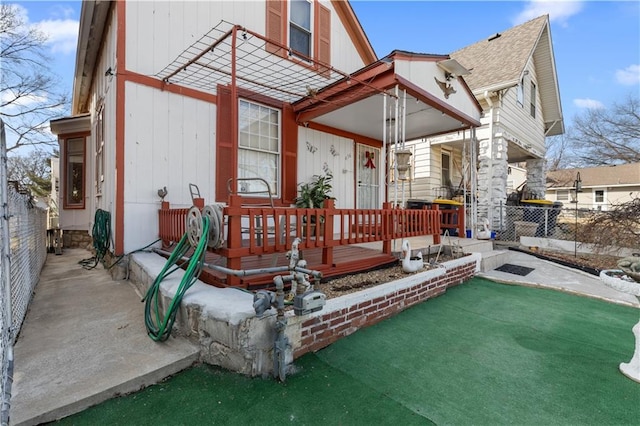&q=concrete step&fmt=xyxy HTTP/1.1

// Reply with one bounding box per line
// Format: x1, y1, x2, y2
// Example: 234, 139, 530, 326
479, 250, 509, 273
